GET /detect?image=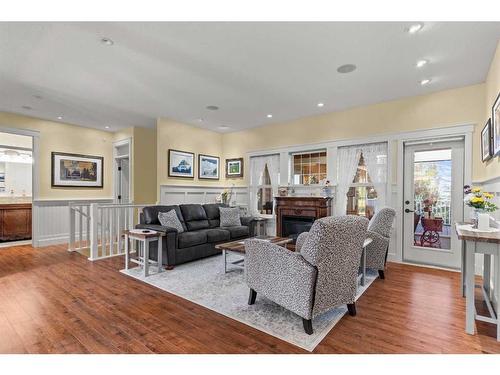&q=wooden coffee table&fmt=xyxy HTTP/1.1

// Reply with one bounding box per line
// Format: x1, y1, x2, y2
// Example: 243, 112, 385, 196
216, 236, 293, 273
